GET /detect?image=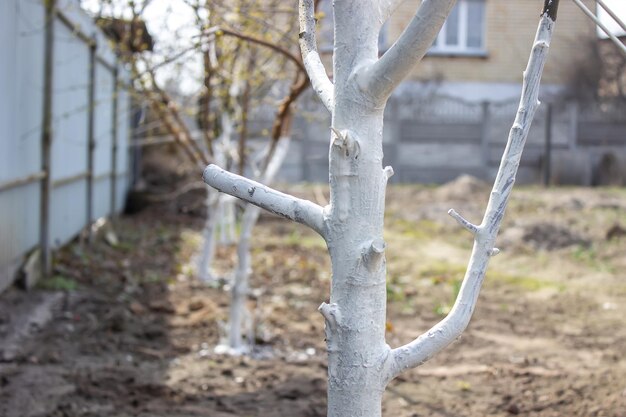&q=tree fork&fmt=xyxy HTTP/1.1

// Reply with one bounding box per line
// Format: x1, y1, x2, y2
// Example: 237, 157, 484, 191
203, 0, 560, 415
